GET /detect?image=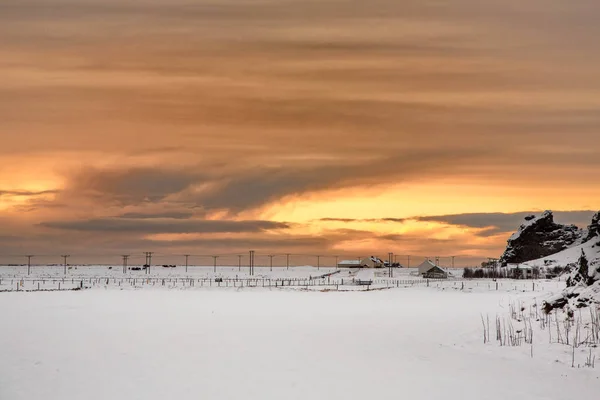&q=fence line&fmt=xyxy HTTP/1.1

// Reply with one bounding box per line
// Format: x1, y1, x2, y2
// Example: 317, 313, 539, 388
0, 274, 556, 293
